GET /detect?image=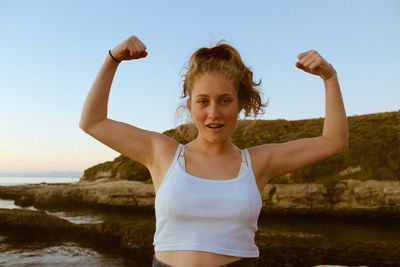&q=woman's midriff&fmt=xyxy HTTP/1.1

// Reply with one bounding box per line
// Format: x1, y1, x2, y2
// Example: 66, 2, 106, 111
155, 250, 243, 266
